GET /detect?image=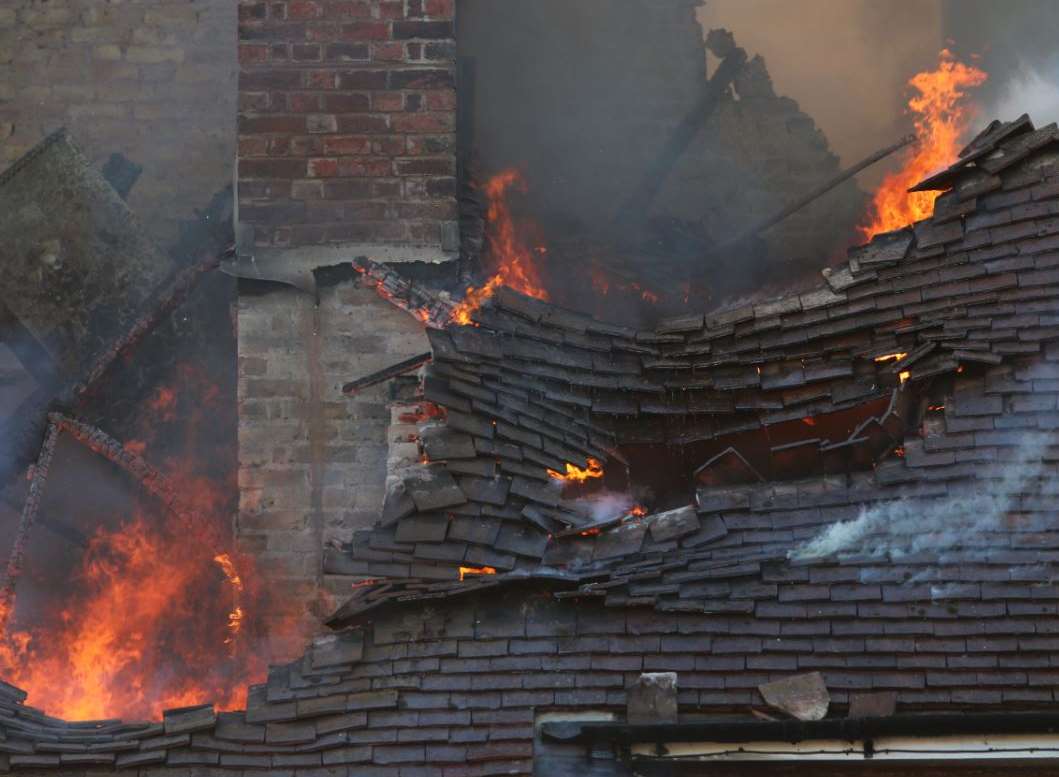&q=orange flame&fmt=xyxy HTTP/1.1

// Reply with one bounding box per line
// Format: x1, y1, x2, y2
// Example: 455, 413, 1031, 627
874, 352, 909, 363
458, 566, 497, 581
628, 505, 647, 517
452, 170, 549, 326
547, 457, 604, 483
0, 366, 298, 721
860, 49, 987, 239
